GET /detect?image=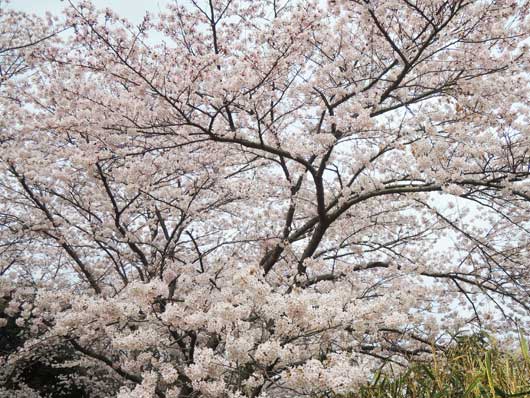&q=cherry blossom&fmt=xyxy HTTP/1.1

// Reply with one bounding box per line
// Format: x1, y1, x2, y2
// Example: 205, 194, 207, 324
1, 0, 530, 397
